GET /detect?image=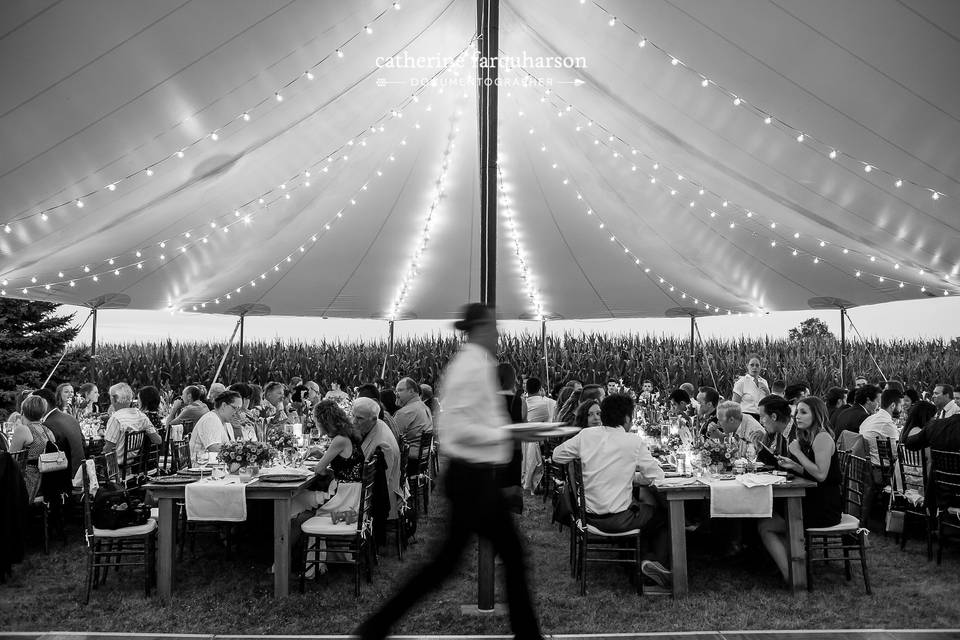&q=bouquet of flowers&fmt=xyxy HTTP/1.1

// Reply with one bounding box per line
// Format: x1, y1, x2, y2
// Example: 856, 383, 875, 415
218, 440, 274, 467
699, 438, 737, 469
266, 427, 296, 451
